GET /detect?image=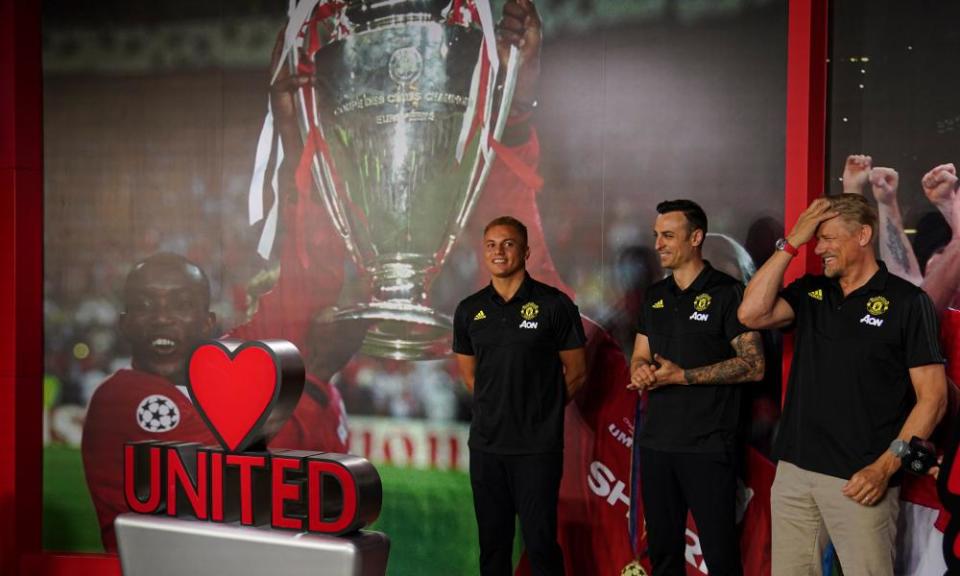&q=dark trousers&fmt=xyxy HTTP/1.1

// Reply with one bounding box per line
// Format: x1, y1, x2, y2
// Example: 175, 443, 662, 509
638, 447, 741, 576
469, 449, 564, 576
